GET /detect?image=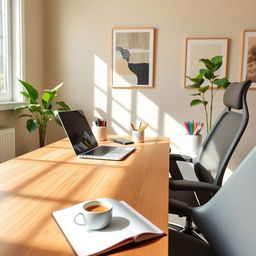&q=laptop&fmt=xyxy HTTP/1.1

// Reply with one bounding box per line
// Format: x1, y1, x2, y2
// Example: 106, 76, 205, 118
58, 110, 135, 160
